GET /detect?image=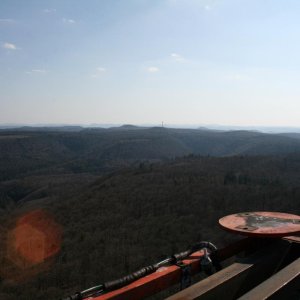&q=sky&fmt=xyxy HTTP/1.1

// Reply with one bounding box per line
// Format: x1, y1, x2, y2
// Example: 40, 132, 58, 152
1, 0, 300, 126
